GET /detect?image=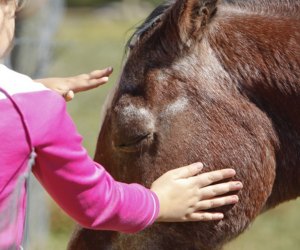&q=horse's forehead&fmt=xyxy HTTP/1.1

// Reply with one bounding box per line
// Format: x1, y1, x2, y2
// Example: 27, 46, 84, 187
170, 41, 216, 76
170, 41, 233, 97
120, 104, 155, 122
118, 97, 189, 119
